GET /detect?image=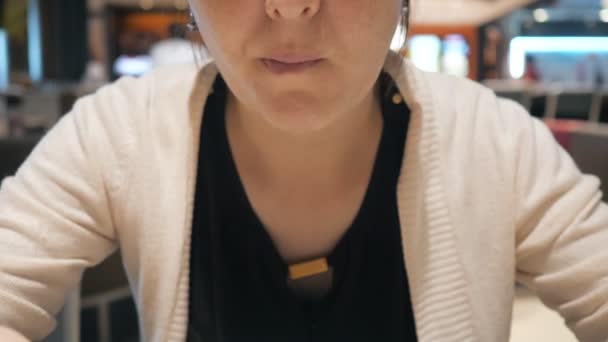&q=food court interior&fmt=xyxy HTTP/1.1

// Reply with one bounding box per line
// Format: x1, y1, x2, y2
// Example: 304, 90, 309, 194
1, 0, 608, 341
